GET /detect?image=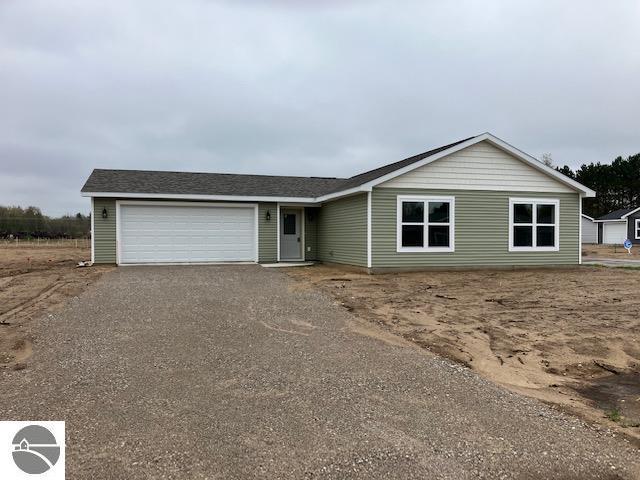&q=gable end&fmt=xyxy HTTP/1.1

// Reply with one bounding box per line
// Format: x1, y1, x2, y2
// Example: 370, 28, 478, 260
378, 141, 574, 193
